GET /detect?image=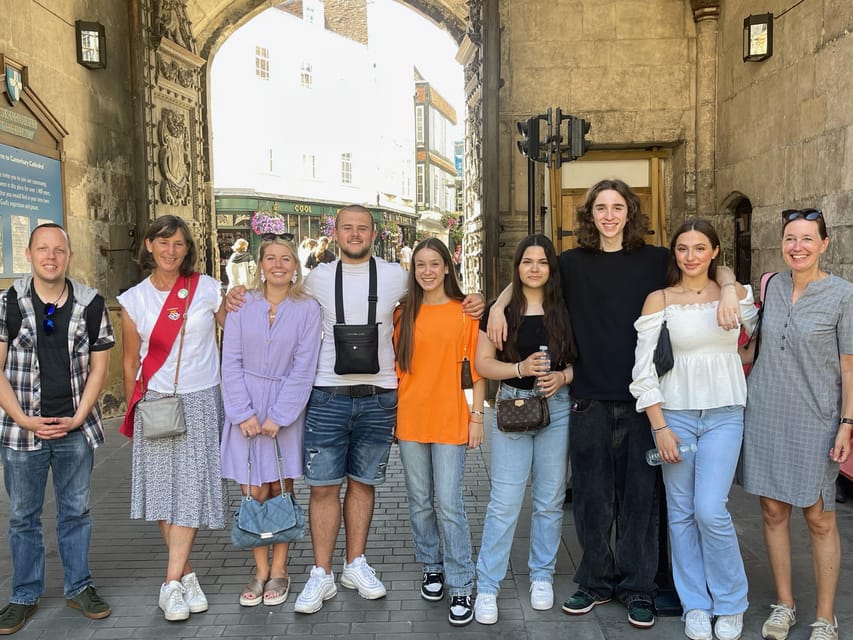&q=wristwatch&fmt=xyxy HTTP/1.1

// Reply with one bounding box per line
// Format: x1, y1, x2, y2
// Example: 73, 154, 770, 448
841, 418, 853, 426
